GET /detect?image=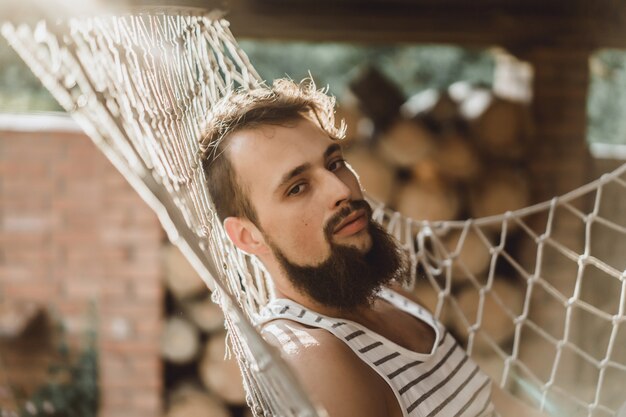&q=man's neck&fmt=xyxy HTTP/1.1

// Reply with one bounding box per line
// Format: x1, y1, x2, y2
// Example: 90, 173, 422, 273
273, 284, 384, 328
